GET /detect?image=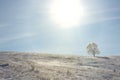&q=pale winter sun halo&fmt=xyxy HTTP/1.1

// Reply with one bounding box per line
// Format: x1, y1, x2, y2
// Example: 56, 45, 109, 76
49, 0, 83, 28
